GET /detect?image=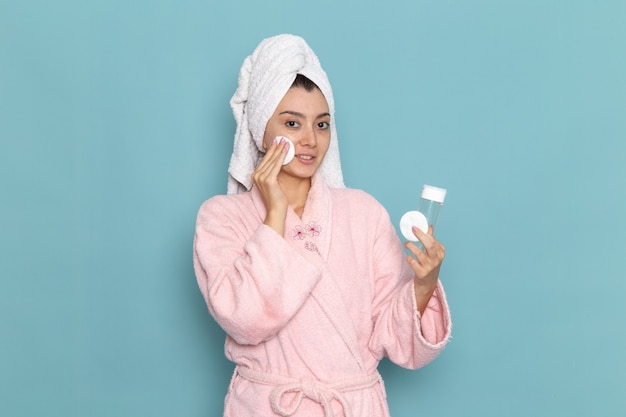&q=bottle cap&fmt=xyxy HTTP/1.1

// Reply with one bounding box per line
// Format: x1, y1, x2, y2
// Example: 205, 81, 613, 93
421, 185, 447, 203
399, 211, 428, 242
